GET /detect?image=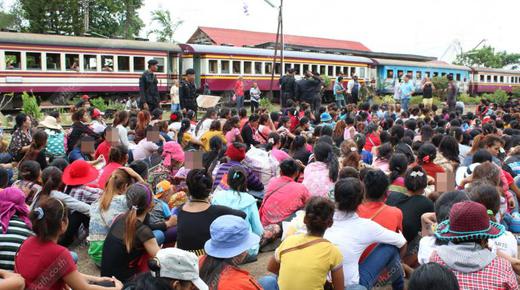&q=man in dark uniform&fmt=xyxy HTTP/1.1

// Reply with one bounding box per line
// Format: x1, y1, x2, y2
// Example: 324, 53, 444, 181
279, 68, 296, 109
139, 59, 160, 111
296, 70, 323, 114
446, 73, 458, 113
179, 68, 198, 114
